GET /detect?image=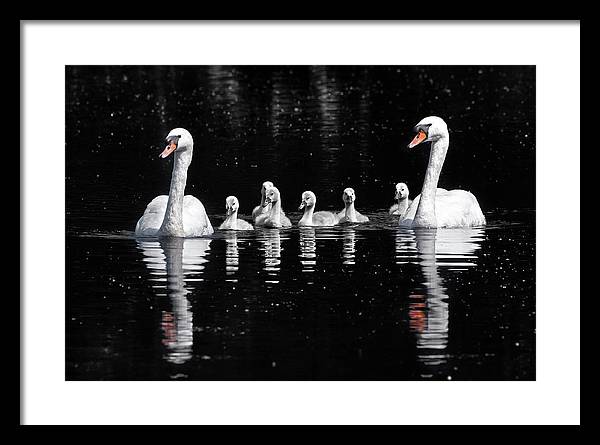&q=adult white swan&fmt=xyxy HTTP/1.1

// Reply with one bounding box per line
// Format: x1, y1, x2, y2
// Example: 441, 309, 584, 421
135, 128, 214, 237
400, 116, 486, 228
